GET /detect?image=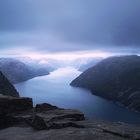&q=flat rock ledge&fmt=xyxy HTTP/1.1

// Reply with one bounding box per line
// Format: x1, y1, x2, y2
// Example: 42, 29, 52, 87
0, 96, 140, 140
0, 96, 85, 130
